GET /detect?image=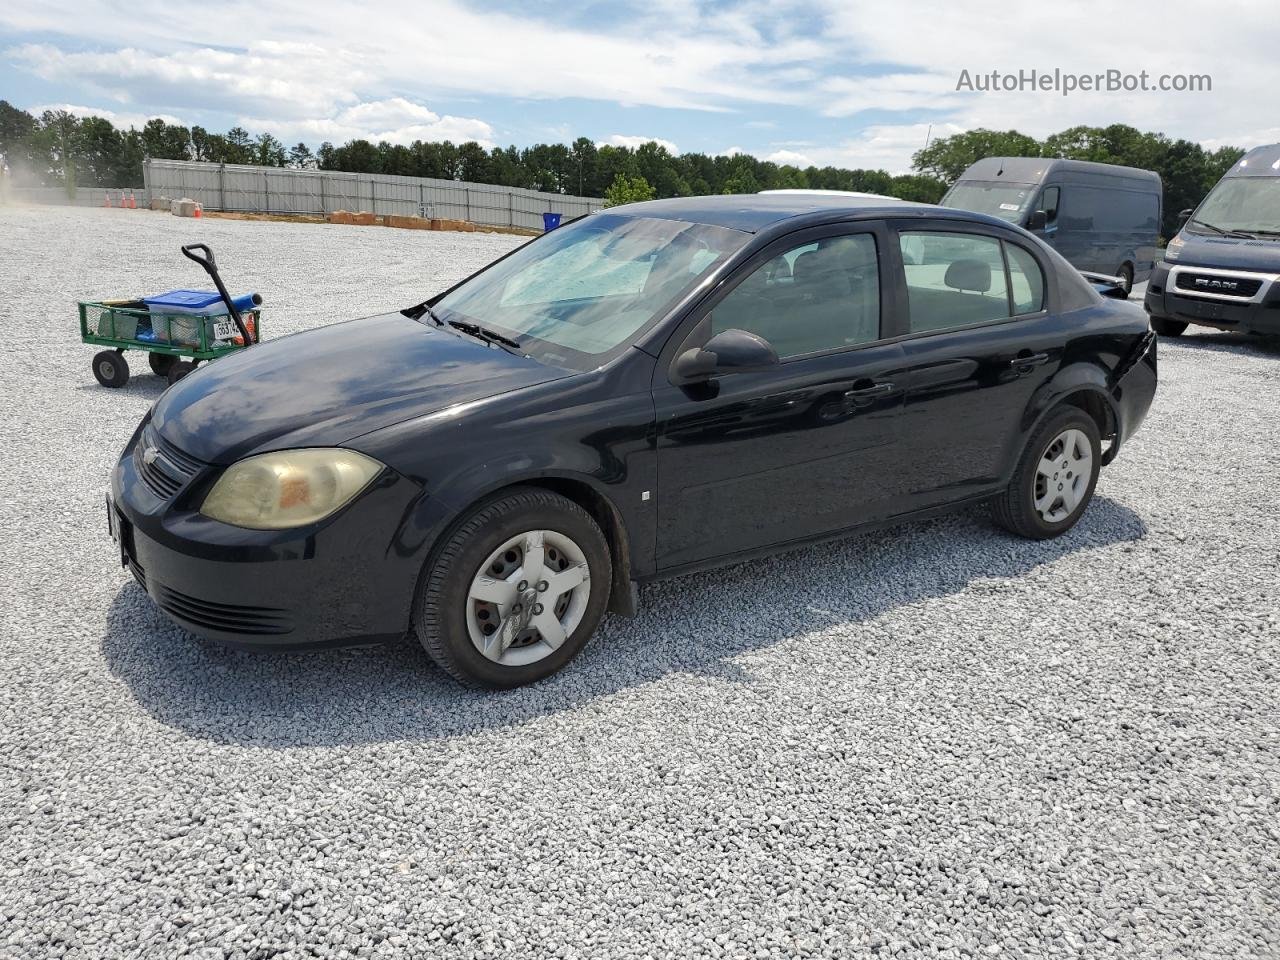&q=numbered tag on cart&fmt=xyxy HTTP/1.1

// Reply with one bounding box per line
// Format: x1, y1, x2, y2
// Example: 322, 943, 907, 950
212, 316, 238, 341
